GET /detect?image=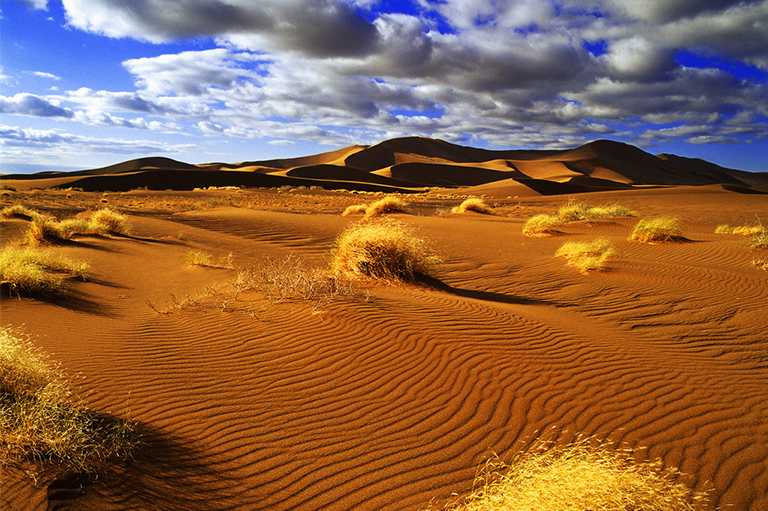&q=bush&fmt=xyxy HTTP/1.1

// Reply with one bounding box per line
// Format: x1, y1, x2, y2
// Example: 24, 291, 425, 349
0, 246, 89, 296
331, 219, 440, 283
426, 437, 709, 511
629, 218, 684, 243
522, 214, 561, 237
555, 239, 614, 274
342, 196, 410, 218
90, 208, 131, 235
0, 328, 139, 475
0, 205, 42, 220
451, 198, 493, 215
557, 199, 636, 222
